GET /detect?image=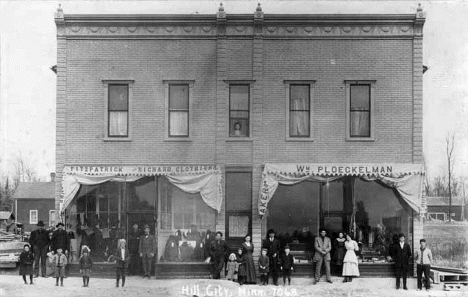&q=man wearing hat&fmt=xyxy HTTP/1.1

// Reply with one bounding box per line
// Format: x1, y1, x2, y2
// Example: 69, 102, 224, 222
52, 222, 70, 255
29, 220, 50, 277
139, 225, 156, 278
262, 229, 281, 285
